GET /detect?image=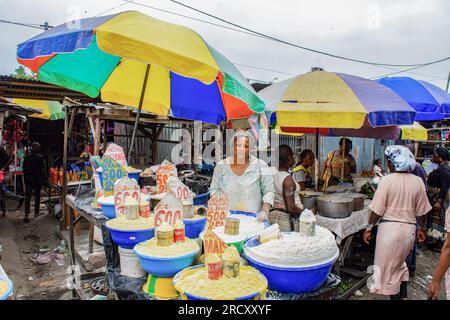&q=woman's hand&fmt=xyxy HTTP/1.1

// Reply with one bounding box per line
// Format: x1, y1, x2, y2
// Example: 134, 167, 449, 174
363, 230, 371, 245
418, 229, 427, 243
256, 210, 269, 222
428, 279, 441, 299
